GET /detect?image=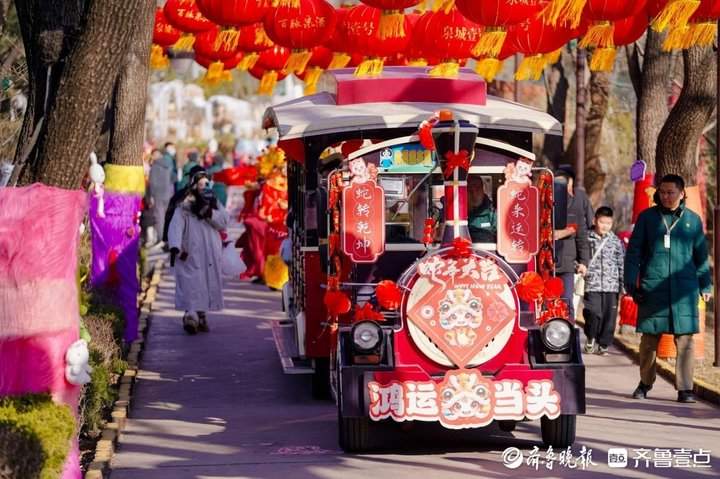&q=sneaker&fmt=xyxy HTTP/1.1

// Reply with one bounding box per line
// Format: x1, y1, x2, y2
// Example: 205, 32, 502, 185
584, 339, 597, 354
632, 382, 652, 399
677, 390, 696, 403
183, 312, 198, 335
597, 346, 609, 356
197, 312, 209, 333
